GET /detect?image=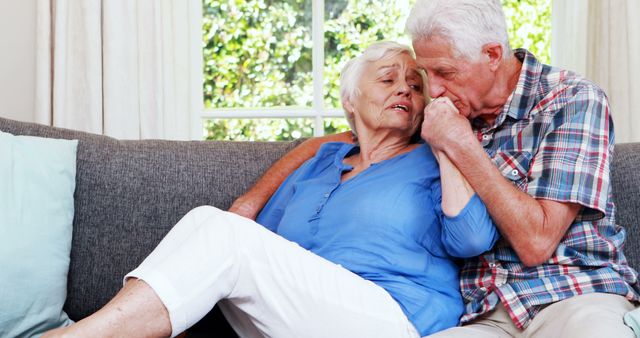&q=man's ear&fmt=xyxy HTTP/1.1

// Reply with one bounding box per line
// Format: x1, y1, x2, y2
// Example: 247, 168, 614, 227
482, 42, 503, 71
